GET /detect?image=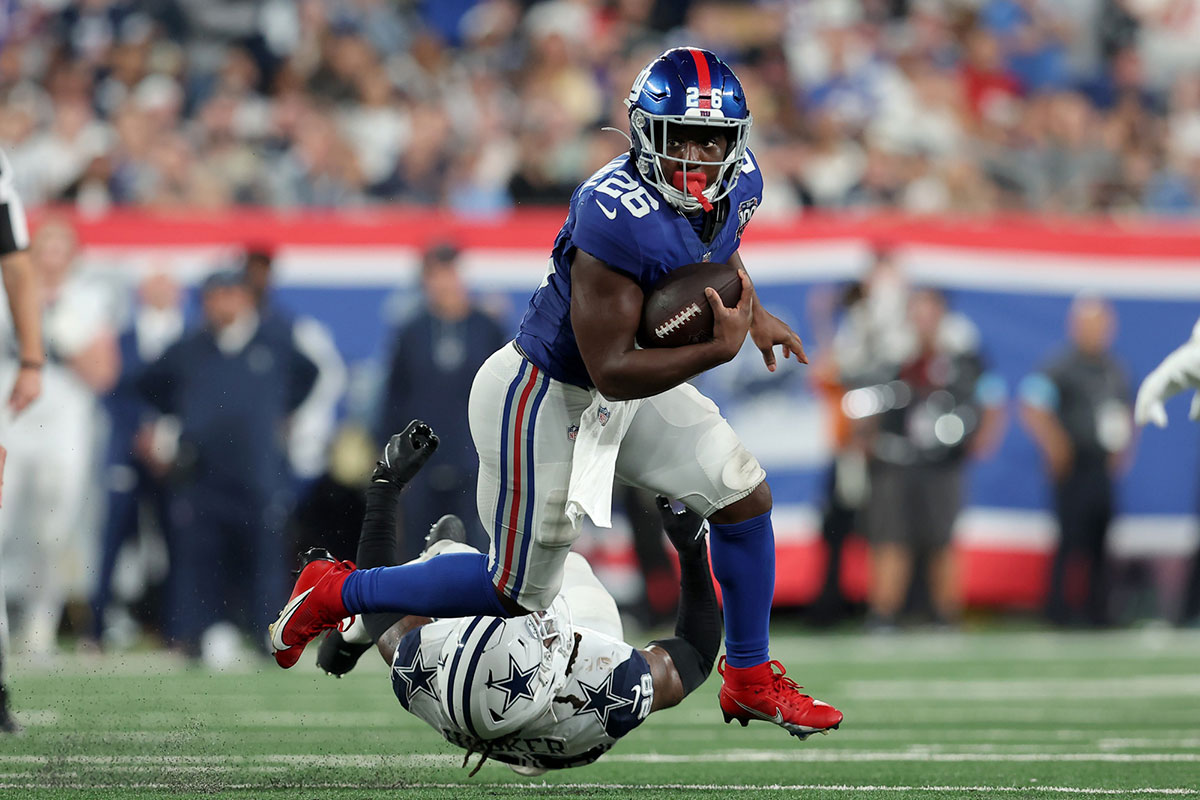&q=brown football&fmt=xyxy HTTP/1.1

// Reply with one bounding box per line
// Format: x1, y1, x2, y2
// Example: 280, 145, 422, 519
637, 262, 742, 348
